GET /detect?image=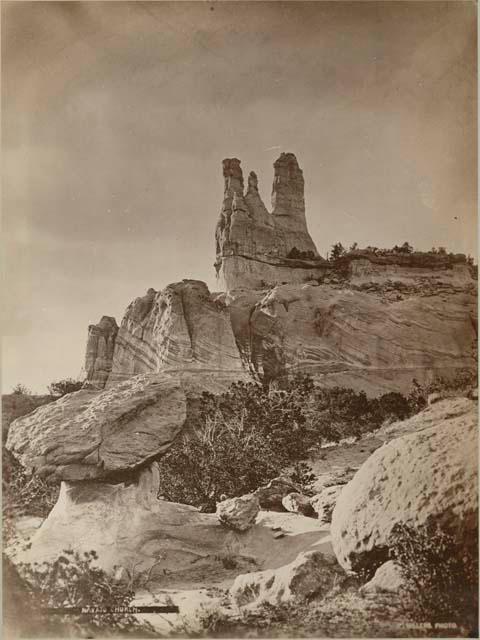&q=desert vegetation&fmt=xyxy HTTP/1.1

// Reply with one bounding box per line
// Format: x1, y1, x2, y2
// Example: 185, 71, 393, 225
4, 550, 156, 638
327, 241, 475, 266
156, 374, 445, 511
